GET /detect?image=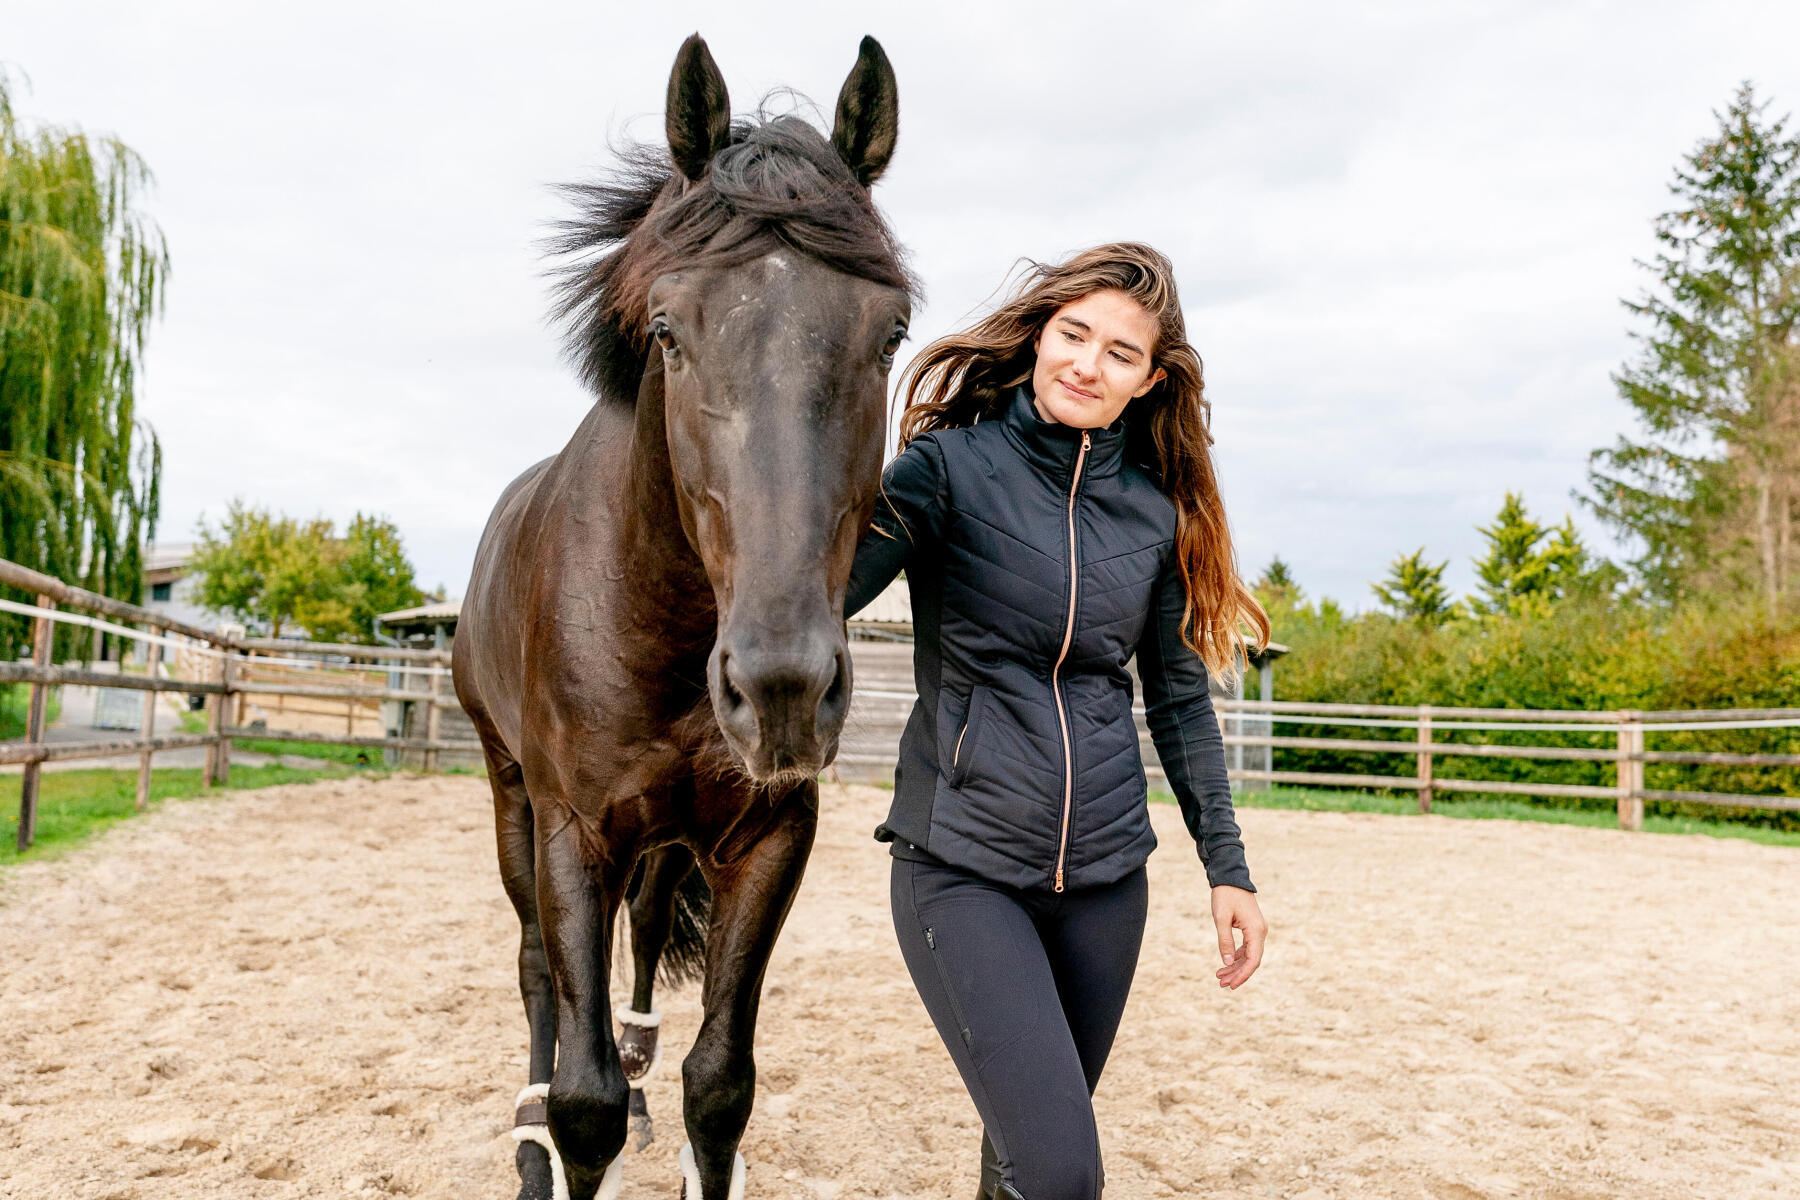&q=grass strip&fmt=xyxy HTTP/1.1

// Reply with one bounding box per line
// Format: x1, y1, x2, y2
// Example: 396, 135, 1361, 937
0, 763, 386, 866
1152, 784, 1800, 848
